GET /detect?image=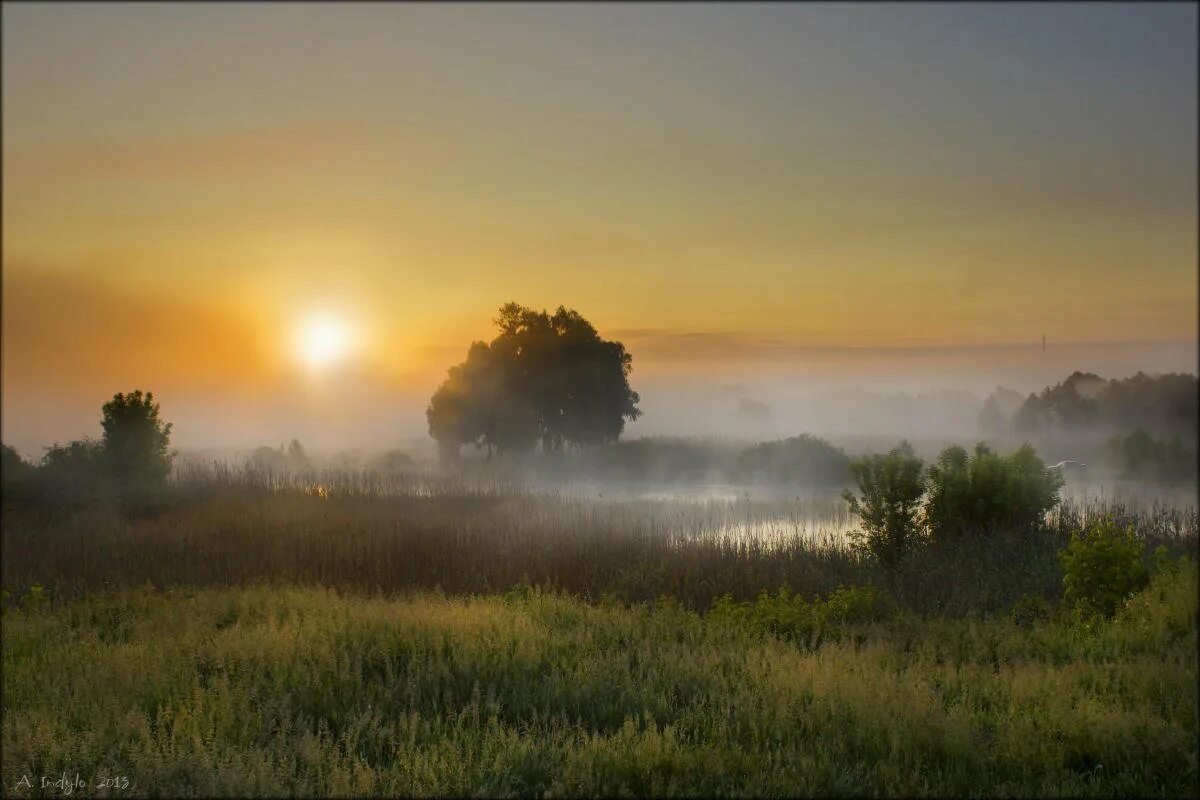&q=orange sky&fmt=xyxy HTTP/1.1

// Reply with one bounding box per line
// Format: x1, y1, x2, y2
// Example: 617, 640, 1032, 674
3, 4, 1196, 451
